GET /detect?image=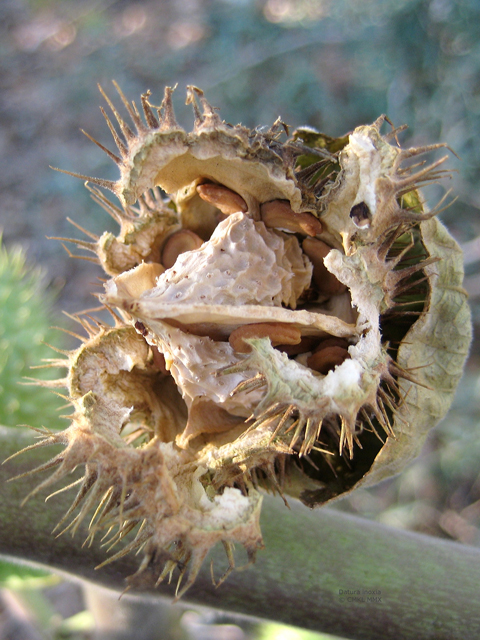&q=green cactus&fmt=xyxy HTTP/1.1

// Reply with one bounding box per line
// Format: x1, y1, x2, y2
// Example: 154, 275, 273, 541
0, 238, 63, 430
